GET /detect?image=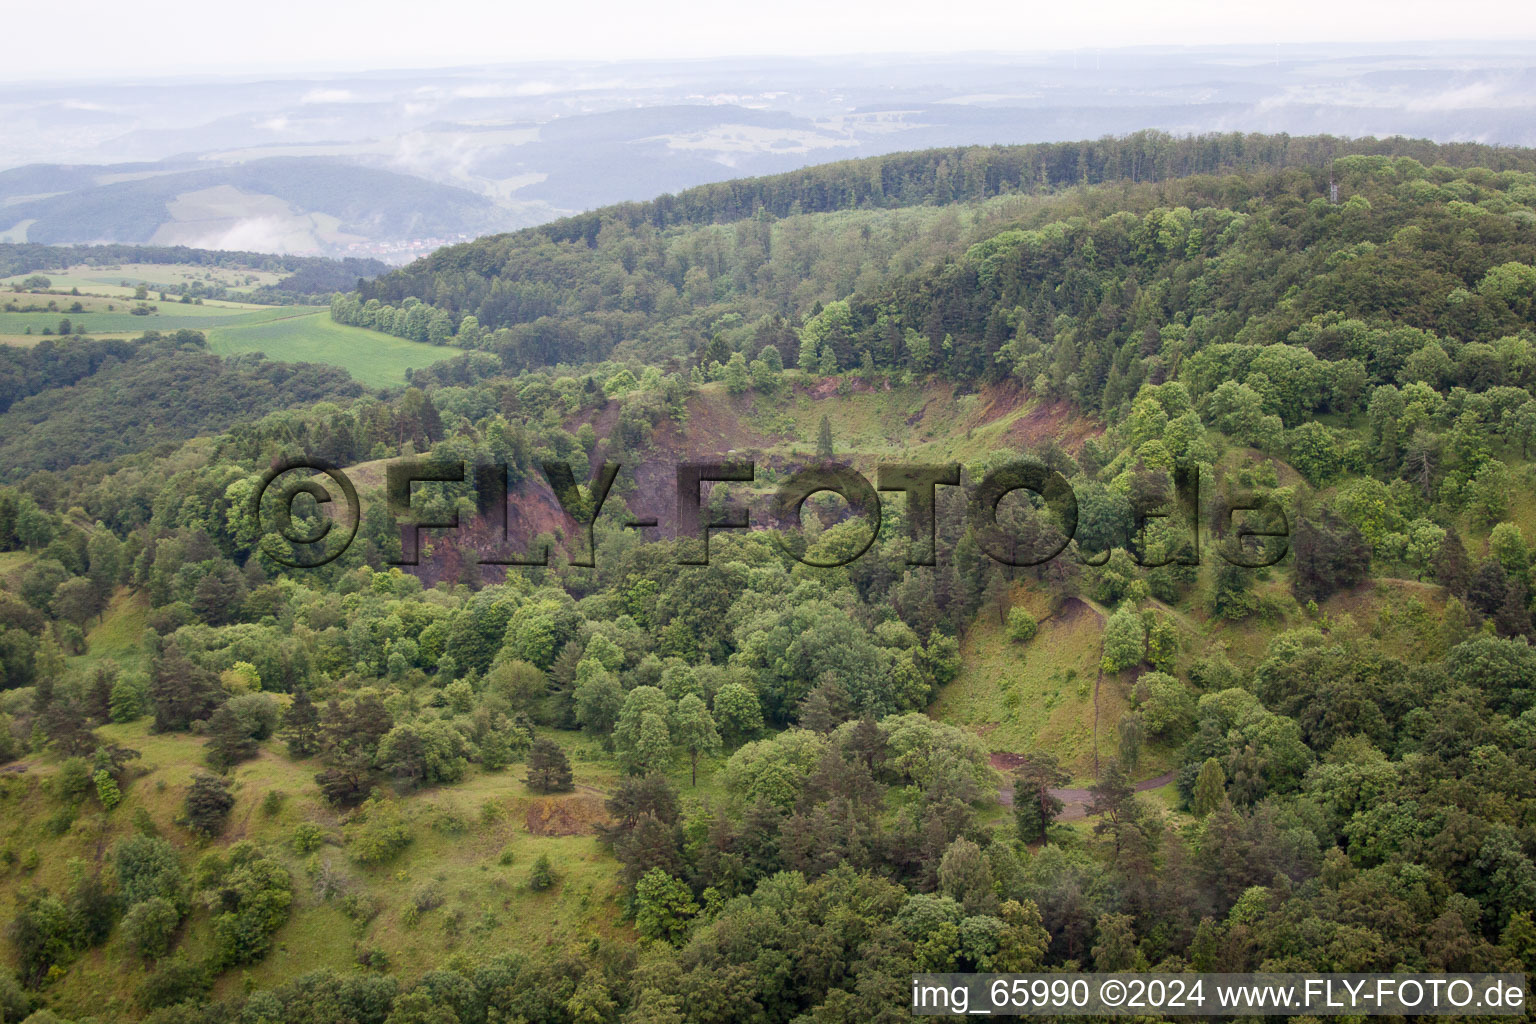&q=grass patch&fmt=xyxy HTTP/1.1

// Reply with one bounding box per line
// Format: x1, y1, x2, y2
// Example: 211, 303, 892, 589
69, 588, 151, 672
931, 596, 1110, 781
206, 311, 451, 388
0, 549, 35, 579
